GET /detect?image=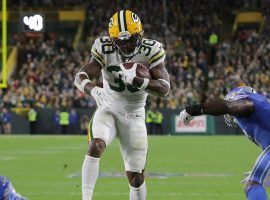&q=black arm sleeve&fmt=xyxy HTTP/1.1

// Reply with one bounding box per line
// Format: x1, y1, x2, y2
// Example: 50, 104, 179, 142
186, 99, 254, 118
